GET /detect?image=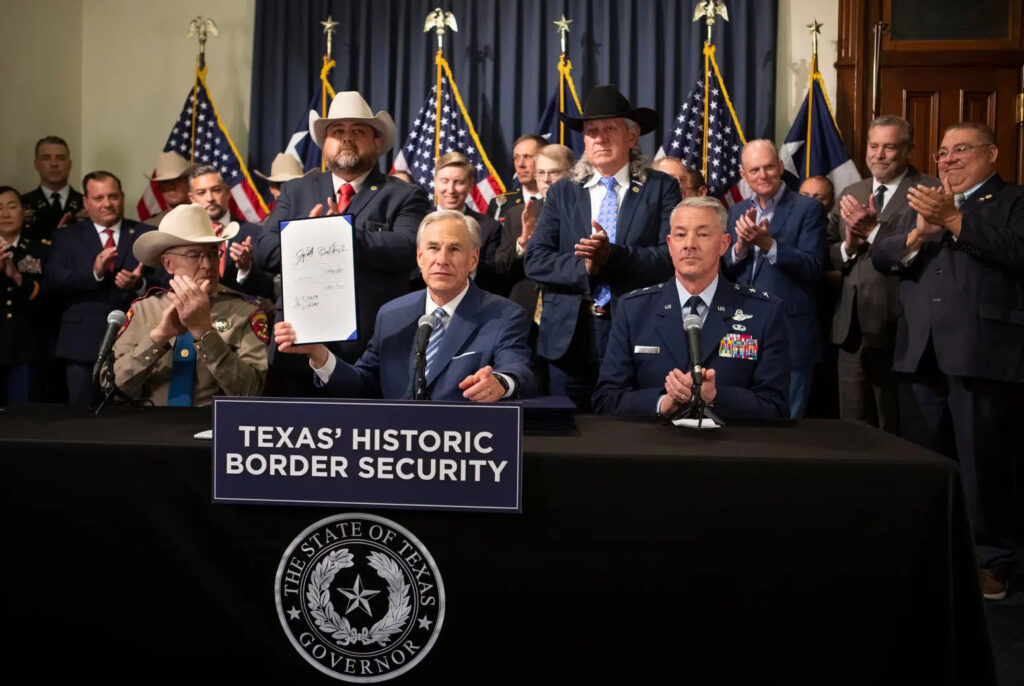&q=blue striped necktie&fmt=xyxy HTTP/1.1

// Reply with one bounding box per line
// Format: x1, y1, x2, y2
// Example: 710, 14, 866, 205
593, 176, 618, 306
424, 307, 447, 377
